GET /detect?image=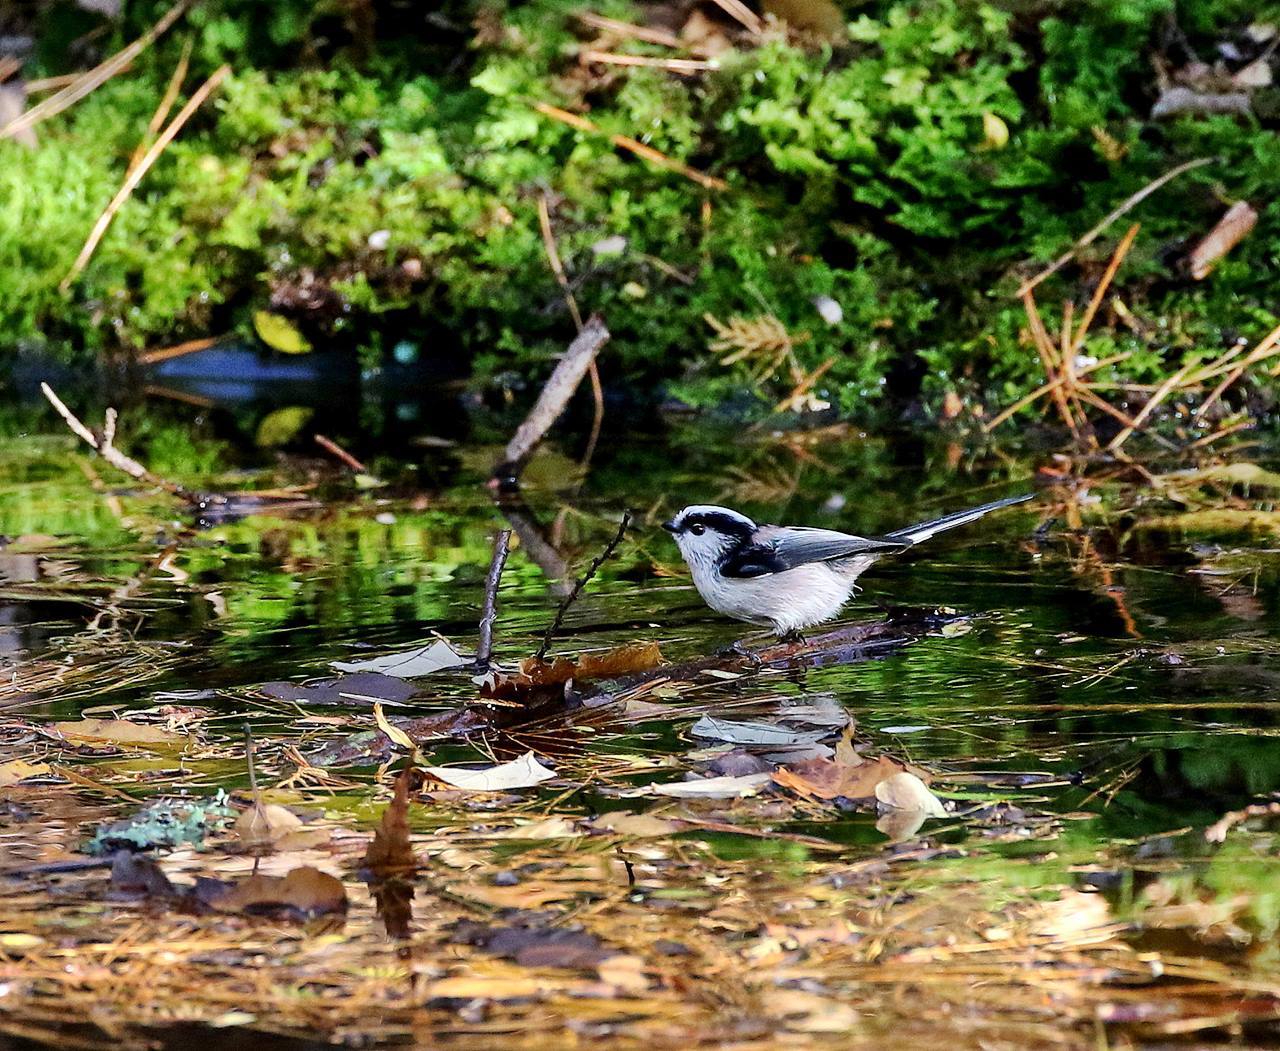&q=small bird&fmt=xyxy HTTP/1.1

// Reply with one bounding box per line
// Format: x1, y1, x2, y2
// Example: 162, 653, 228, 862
663, 495, 1031, 636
